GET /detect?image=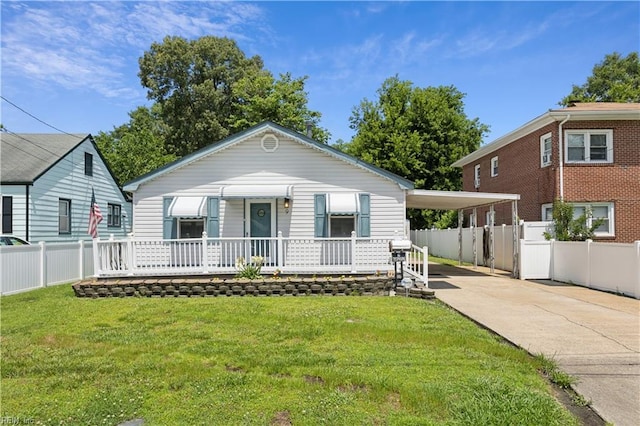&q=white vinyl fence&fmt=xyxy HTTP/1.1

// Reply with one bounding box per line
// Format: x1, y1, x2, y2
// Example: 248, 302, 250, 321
520, 239, 640, 299
0, 241, 94, 296
411, 225, 640, 299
